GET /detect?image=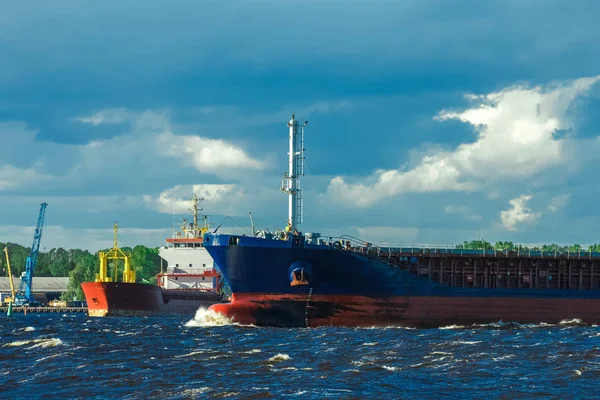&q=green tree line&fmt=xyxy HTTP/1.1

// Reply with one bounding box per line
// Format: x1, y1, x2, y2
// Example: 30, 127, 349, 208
0, 242, 162, 301
454, 240, 600, 253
